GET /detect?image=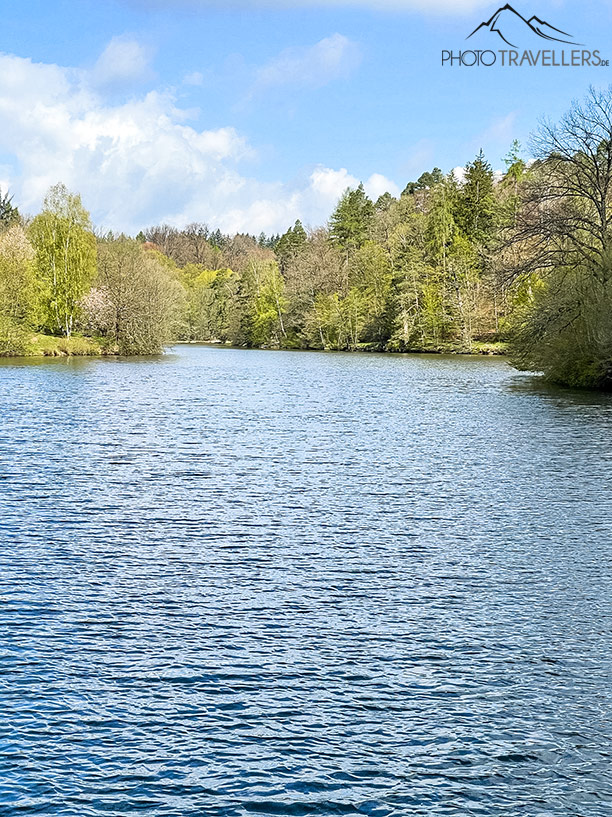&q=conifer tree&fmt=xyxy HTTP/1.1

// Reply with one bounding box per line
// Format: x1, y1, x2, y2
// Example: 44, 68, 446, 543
454, 149, 496, 245
0, 189, 20, 231
329, 184, 374, 260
